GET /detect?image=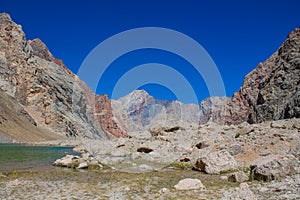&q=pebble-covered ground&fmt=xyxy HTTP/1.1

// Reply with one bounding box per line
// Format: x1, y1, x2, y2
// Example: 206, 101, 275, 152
0, 169, 299, 200
0, 169, 238, 200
